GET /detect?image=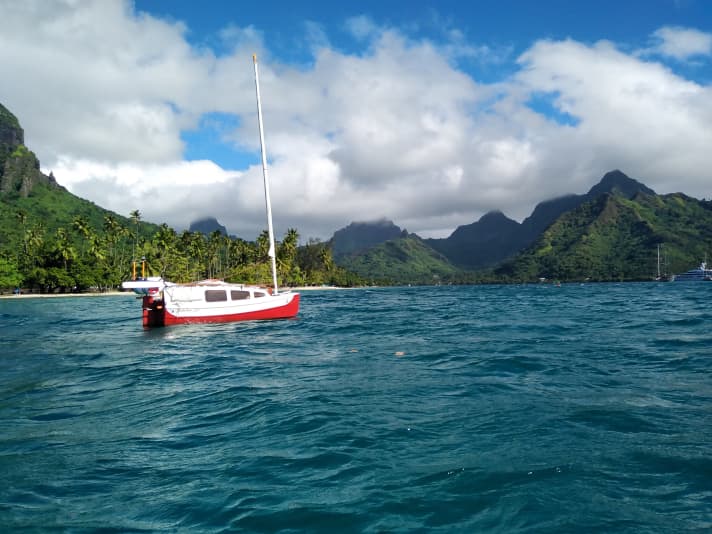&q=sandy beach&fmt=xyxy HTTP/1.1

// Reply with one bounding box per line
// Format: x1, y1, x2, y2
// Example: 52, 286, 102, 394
0, 291, 132, 300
